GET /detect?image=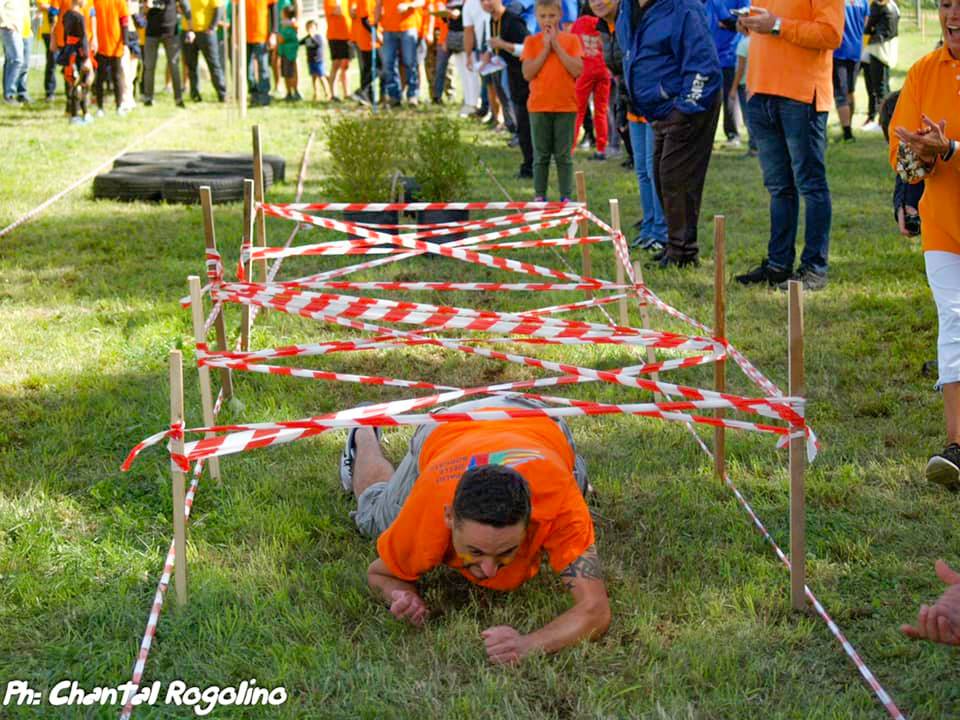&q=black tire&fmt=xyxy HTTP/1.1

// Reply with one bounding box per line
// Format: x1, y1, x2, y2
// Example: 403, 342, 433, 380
108, 164, 184, 177
93, 171, 169, 201
161, 175, 246, 205
179, 161, 274, 187
113, 151, 201, 168
198, 153, 286, 182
